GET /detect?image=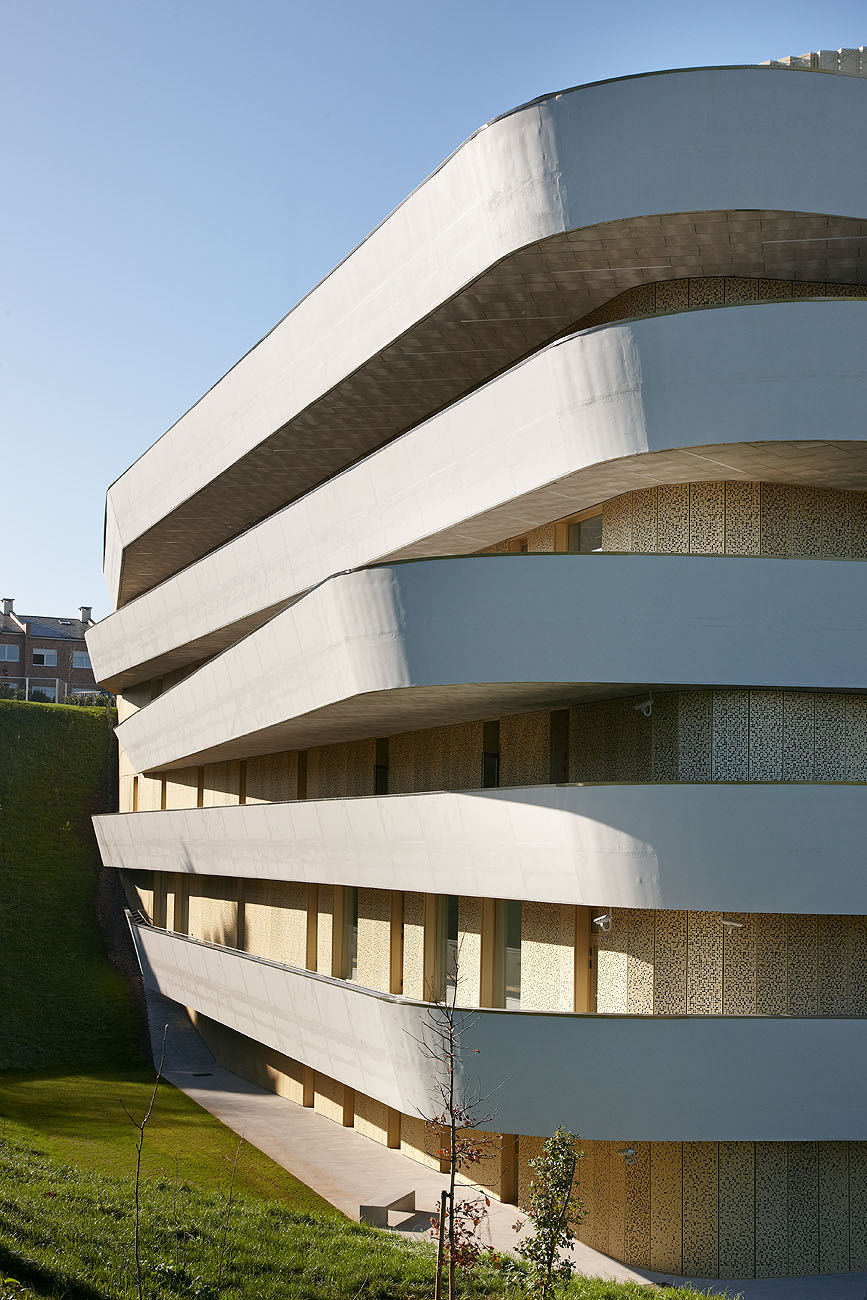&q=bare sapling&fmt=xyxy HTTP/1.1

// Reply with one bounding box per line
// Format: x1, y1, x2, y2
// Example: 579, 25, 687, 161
121, 1023, 168, 1300
411, 949, 502, 1300
215, 1134, 244, 1293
